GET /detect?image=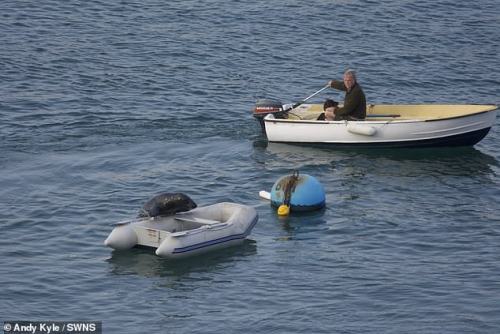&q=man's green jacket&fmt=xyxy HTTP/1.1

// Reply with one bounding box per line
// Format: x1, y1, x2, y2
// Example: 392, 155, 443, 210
330, 81, 366, 120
